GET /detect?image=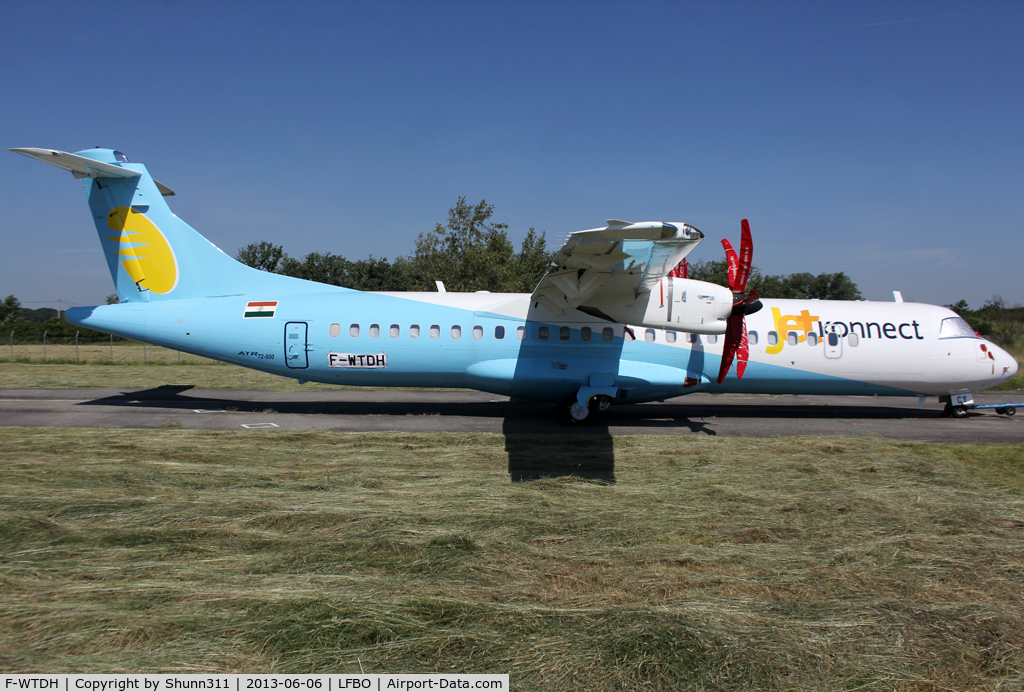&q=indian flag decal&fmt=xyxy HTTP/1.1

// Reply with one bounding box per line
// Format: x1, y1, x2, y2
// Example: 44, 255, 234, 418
243, 301, 278, 318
